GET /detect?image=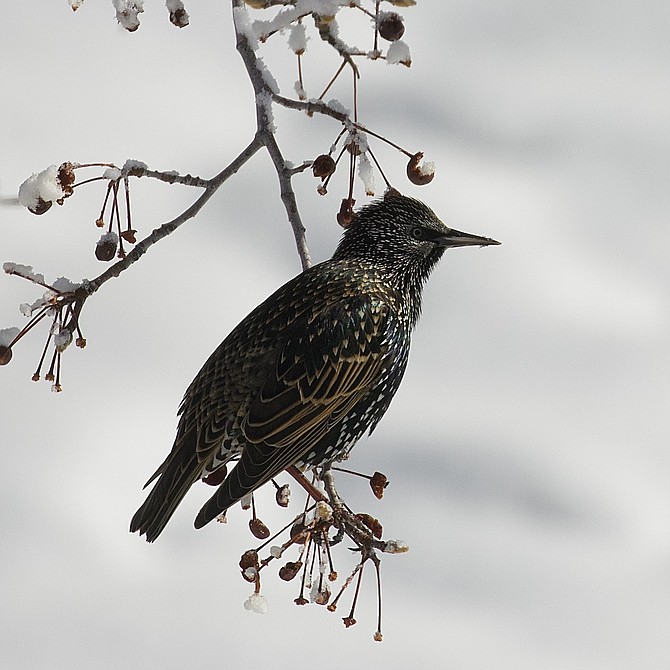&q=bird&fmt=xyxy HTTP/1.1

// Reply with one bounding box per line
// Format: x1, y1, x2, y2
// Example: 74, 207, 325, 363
130, 191, 499, 542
